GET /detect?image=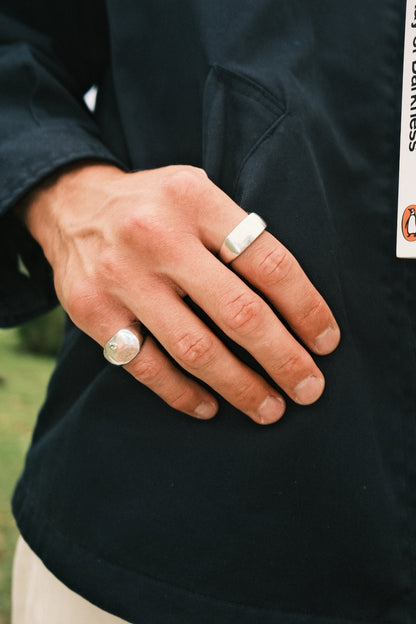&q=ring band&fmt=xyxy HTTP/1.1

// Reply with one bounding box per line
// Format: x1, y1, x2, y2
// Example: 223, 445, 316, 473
103, 324, 144, 366
219, 213, 267, 264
